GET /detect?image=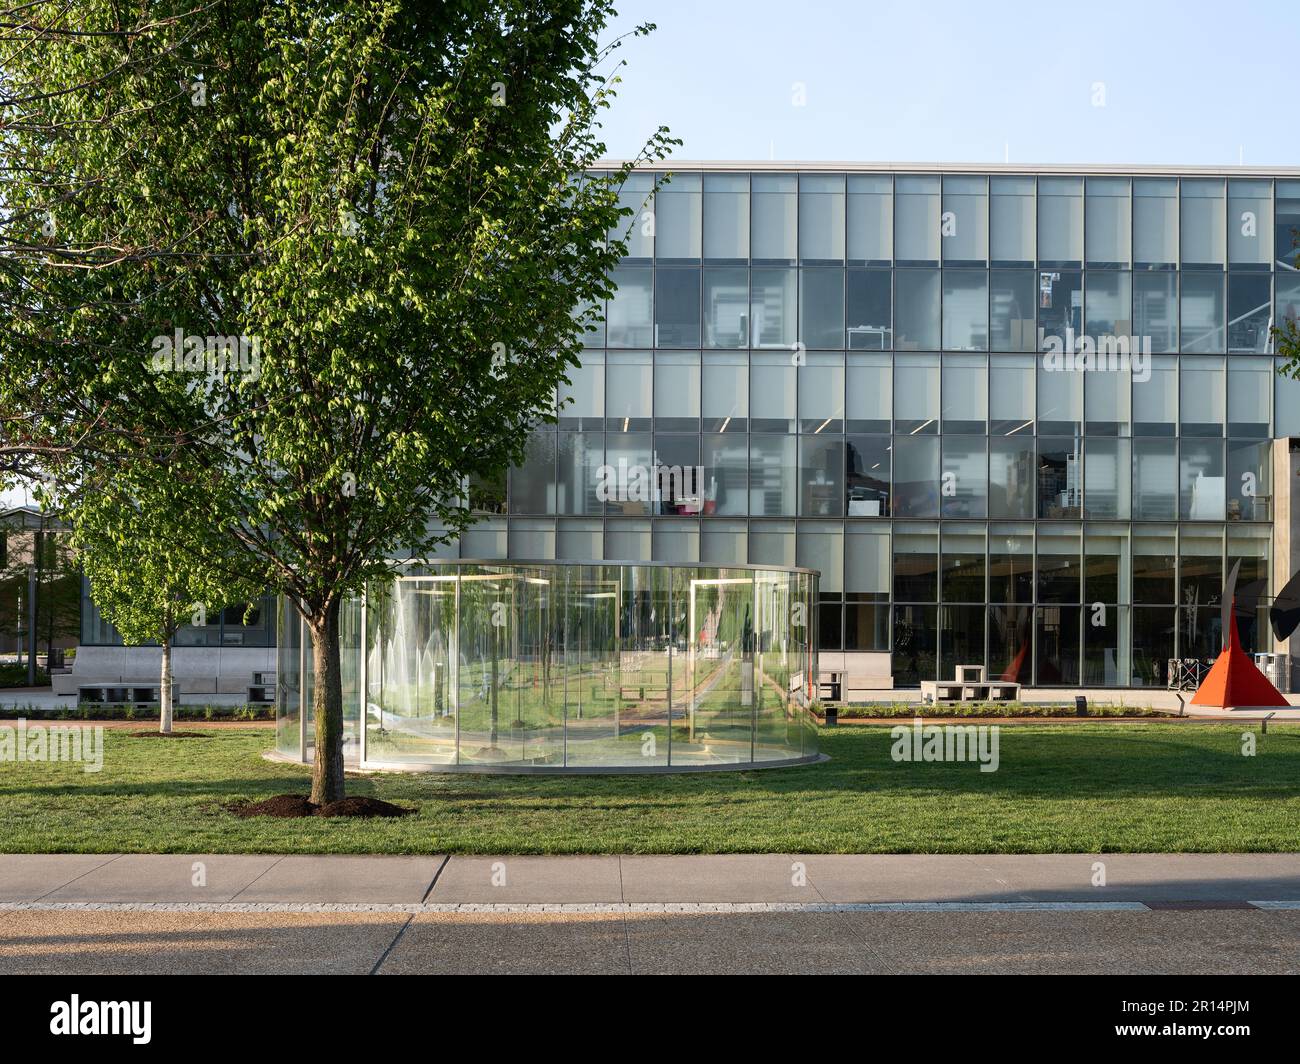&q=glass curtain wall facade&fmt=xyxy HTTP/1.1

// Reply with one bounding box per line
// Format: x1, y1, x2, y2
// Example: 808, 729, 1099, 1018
276, 560, 819, 770
471, 166, 1300, 688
